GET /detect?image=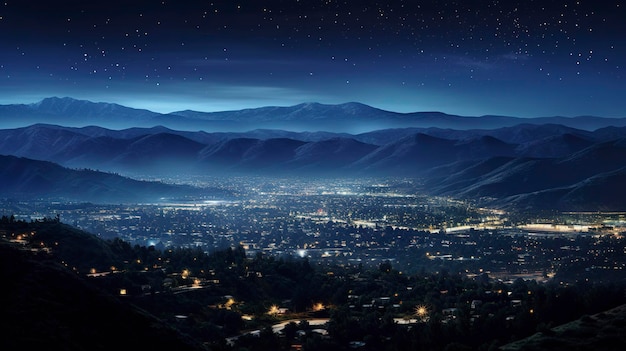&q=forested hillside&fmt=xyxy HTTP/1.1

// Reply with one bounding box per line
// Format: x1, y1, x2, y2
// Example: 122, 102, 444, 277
1, 218, 625, 350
